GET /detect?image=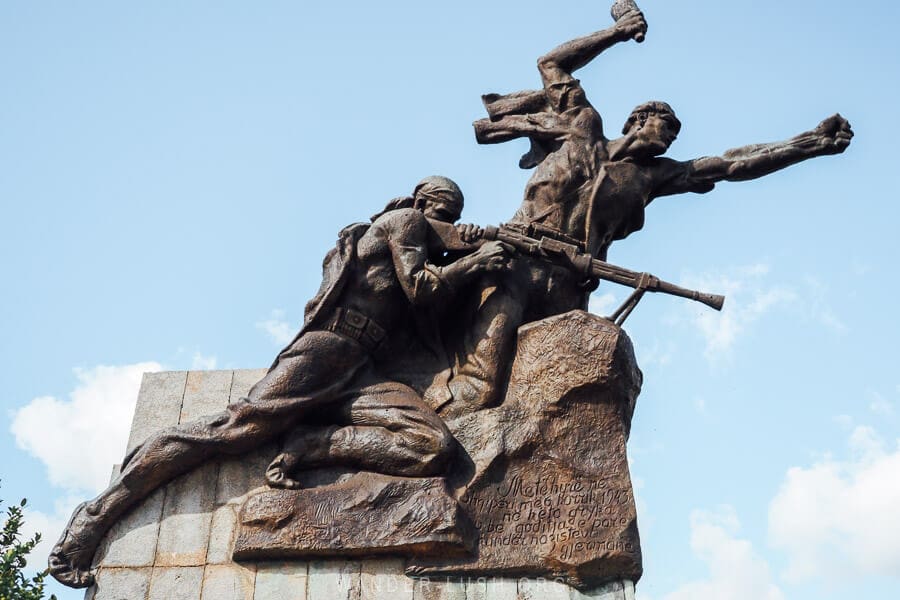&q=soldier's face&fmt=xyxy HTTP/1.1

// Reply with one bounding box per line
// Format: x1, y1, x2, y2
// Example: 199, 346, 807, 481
423, 194, 463, 223
628, 113, 679, 157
